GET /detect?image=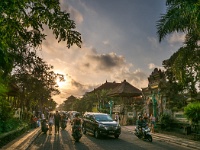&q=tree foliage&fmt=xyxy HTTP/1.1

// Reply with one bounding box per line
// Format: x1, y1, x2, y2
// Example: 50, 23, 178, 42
0, 0, 82, 122
157, 0, 200, 99
157, 0, 200, 47
184, 102, 200, 124
0, 0, 81, 78
163, 47, 200, 97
